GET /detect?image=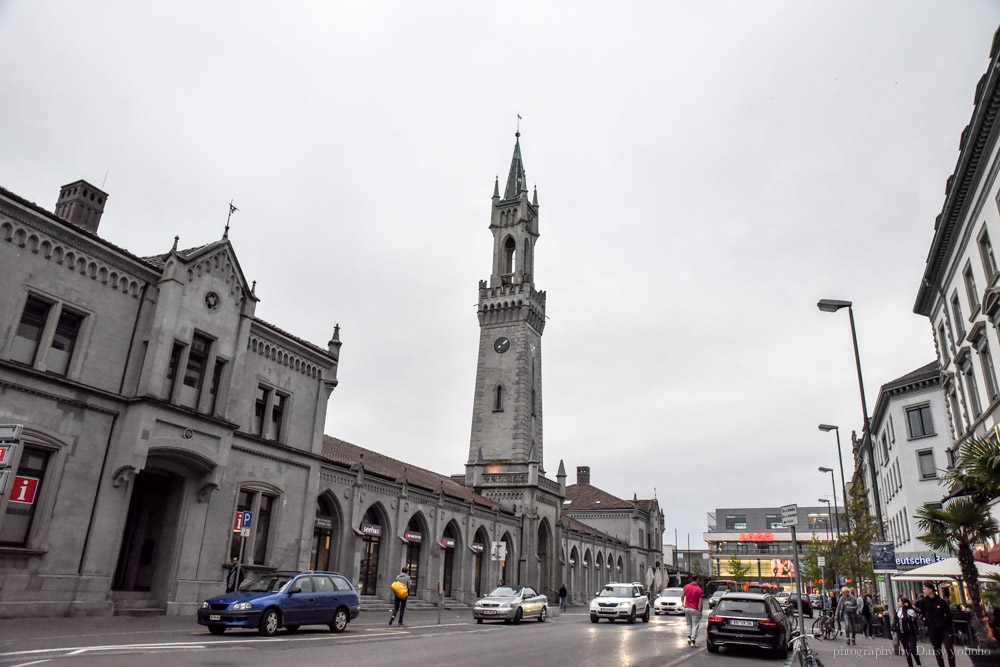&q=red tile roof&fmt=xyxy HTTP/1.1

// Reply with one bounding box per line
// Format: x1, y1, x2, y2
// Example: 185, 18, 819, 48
322, 436, 502, 511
